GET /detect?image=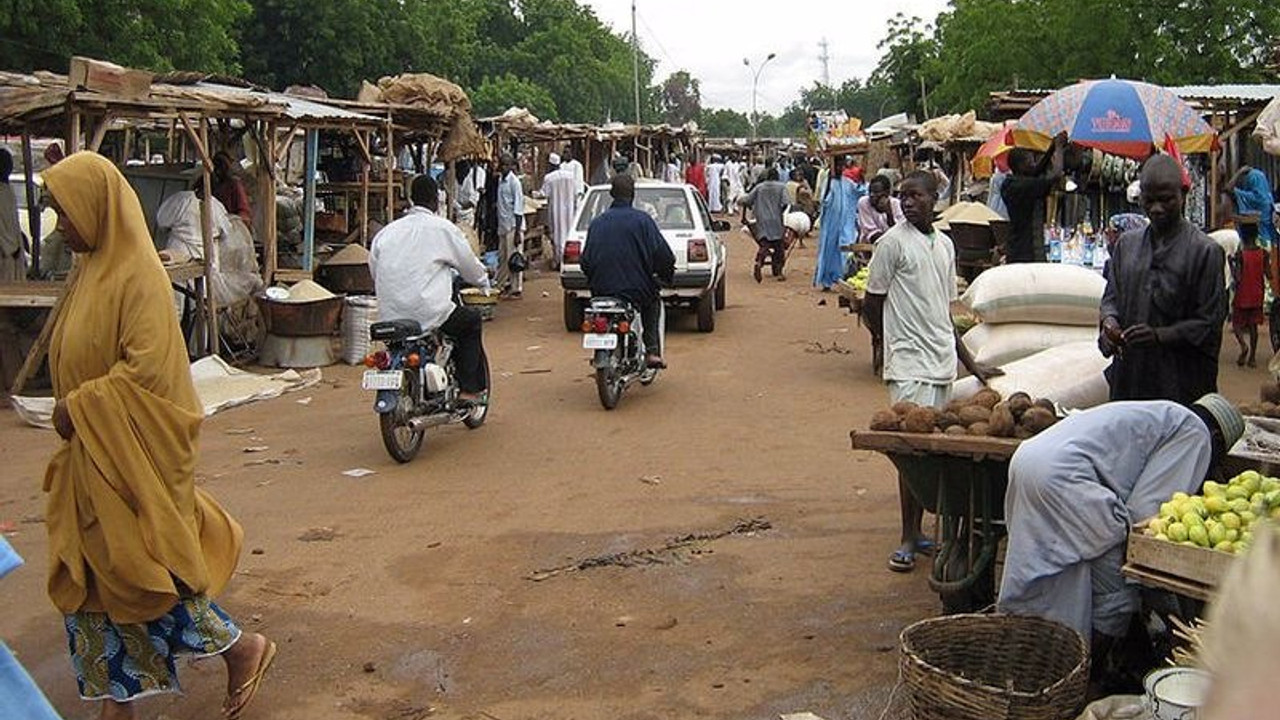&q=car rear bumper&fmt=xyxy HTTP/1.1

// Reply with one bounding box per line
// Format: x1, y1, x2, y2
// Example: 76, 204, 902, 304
561, 268, 715, 296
